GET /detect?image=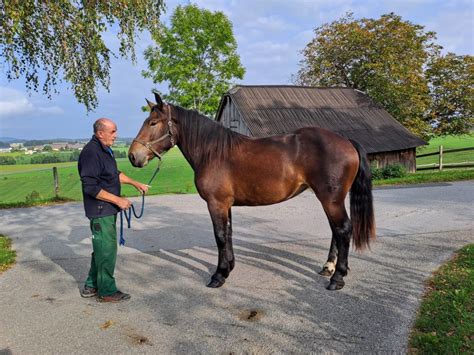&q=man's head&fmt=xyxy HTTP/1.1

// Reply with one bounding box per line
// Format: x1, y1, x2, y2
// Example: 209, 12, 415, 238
94, 118, 117, 147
